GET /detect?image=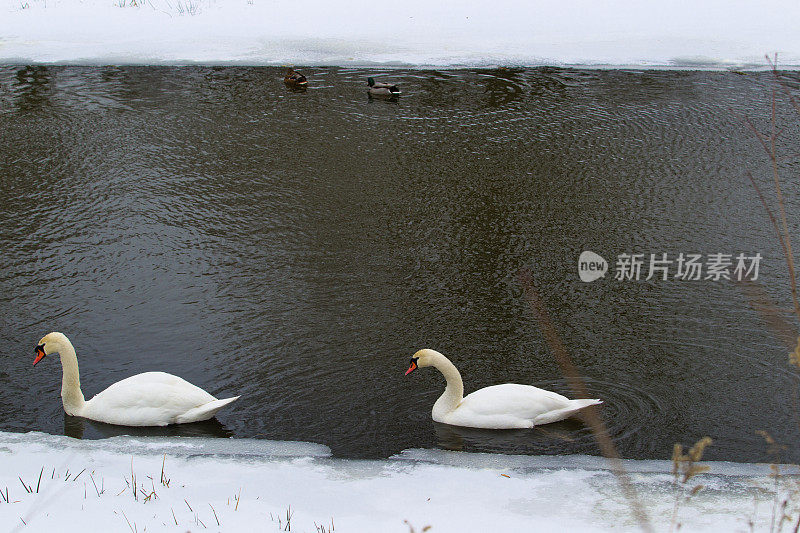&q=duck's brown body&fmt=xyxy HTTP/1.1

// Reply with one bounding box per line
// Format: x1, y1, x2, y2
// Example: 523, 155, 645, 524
284, 68, 308, 88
